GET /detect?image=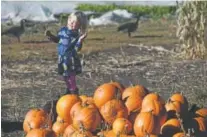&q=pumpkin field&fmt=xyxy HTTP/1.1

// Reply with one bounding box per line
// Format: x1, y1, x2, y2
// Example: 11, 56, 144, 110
1, 16, 207, 137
